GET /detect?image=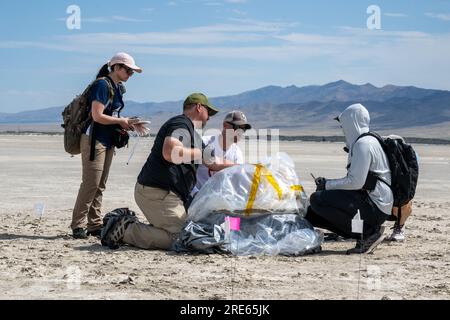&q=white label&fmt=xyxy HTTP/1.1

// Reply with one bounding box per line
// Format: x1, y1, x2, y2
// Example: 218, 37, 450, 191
351, 210, 364, 234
